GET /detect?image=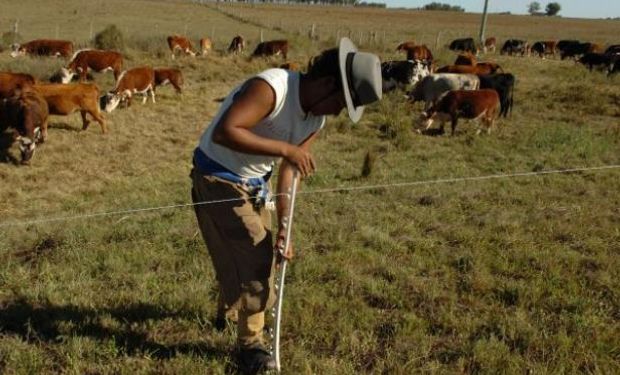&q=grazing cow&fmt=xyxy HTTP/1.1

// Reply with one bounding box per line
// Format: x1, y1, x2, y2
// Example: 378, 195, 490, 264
407, 73, 480, 110
200, 37, 212, 56
436, 63, 501, 75
0, 90, 49, 164
604, 44, 620, 56
102, 67, 155, 112
578, 53, 617, 73
10, 39, 73, 58
559, 42, 593, 60
154, 68, 184, 94
500, 39, 529, 56
279, 62, 301, 71
381, 60, 430, 92
530, 41, 557, 58
556, 40, 579, 54
449, 38, 477, 54
33, 83, 106, 133
484, 37, 497, 53
228, 35, 245, 54
454, 53, 477, 66
419, 89, 500, 135
0, 72, 36, 99
477, 73, 515, 118
59, 49, 123, 83
251, 40, 289, 60
167, 35, 196, 59
405, 45, 434, 63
